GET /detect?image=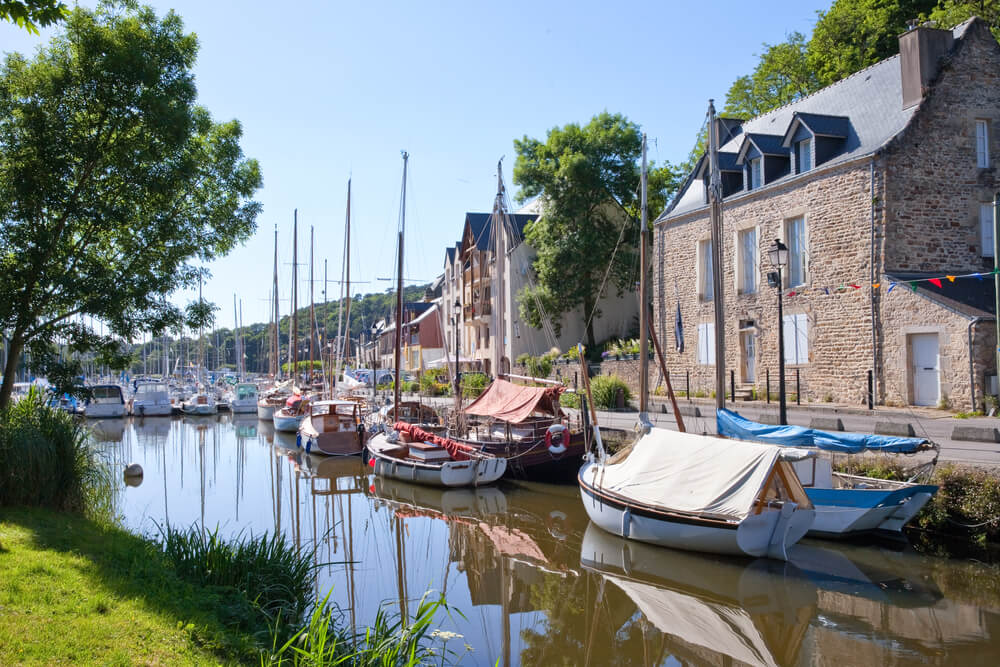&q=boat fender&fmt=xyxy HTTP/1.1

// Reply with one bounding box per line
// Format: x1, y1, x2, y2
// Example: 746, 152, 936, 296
546, 423, 568, 455
296, 432, 302, 450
